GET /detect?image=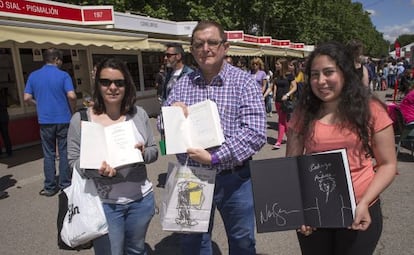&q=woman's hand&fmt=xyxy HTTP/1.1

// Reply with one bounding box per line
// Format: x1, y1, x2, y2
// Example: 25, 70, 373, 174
98, 161, 117, 177
135, 142, 145, 155
297, 225, 315, 236
281, 94, 289, 101
351, 202, 371, 231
